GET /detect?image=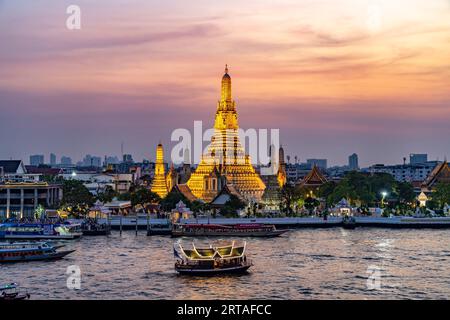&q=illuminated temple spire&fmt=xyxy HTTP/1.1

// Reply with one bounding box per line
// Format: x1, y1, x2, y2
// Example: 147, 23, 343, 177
187, 66, 266, 202
151, 143, 168, 198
